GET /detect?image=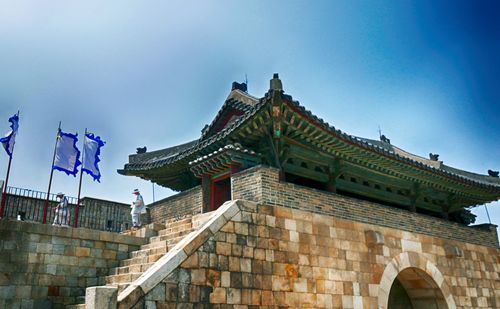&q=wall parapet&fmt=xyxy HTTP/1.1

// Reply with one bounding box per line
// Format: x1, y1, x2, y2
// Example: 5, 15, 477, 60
148, 186, 202, 224
232, 165, 499, 248
1, 186, 131, 232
